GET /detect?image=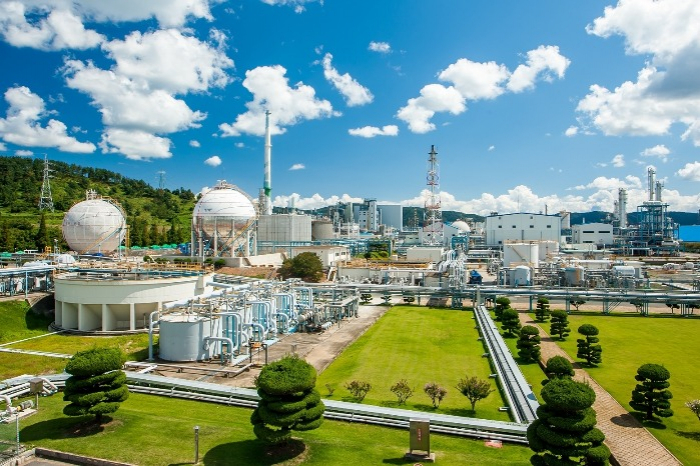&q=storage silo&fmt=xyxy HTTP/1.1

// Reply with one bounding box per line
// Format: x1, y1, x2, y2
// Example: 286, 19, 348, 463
564, 266, 586, 286
62, 190, 126, 254
508, 265, 531, 286
192, 181, 257, 258
158, 314, 222, 362
503, 242, 540, 268
312, 220, 335, 240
